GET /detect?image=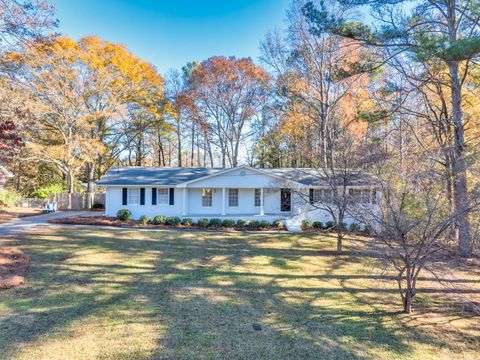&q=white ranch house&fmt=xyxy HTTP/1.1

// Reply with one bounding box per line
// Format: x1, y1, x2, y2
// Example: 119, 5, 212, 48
98, 166, 380, 231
